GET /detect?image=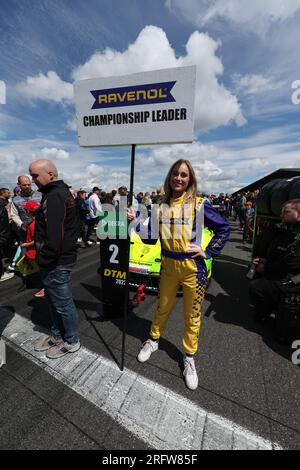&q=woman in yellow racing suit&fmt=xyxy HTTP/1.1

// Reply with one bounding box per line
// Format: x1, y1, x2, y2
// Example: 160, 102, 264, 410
132, 159, 230, 390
